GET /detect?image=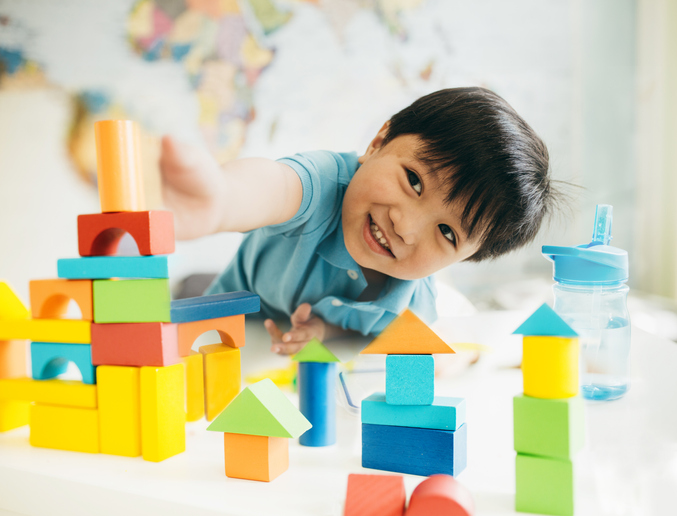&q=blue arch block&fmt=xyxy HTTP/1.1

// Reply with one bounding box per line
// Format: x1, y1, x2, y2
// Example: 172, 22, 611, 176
31, 342, 97, 385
